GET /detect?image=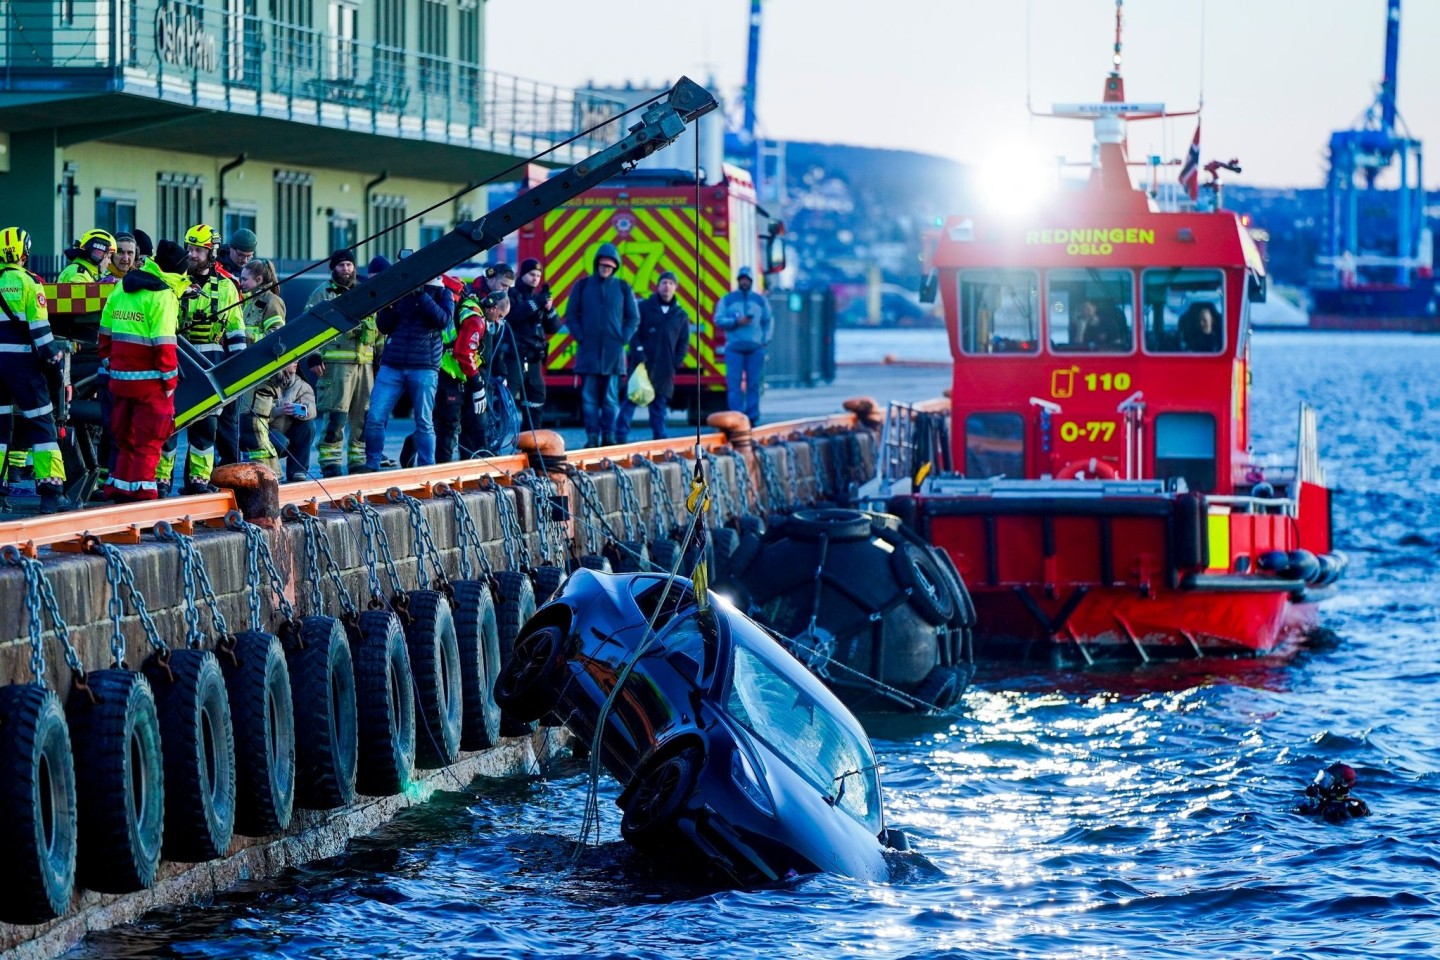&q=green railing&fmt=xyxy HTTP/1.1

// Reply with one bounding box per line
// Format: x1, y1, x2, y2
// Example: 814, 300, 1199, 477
1, 0, 625, 154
